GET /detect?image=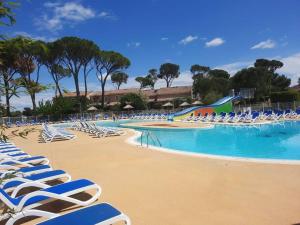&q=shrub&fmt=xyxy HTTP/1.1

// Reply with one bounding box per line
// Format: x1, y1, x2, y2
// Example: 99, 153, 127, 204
270, 90, 300, 102
120, 93, 147, 110
202, 92, 222, 105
